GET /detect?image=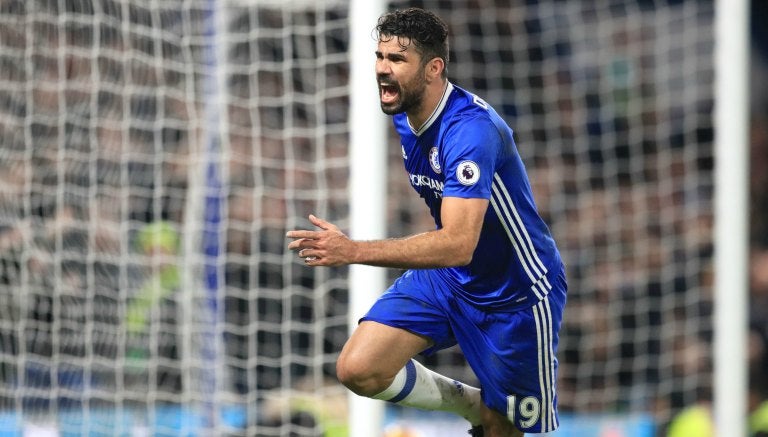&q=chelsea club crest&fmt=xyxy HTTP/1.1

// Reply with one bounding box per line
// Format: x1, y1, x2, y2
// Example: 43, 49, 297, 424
429, 147, 441, 174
